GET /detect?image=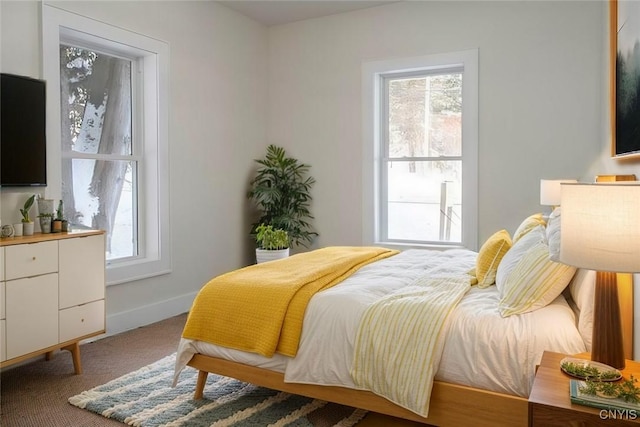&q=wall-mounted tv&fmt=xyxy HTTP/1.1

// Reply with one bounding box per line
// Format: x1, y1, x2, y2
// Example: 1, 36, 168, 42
1, 73, 47, 187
